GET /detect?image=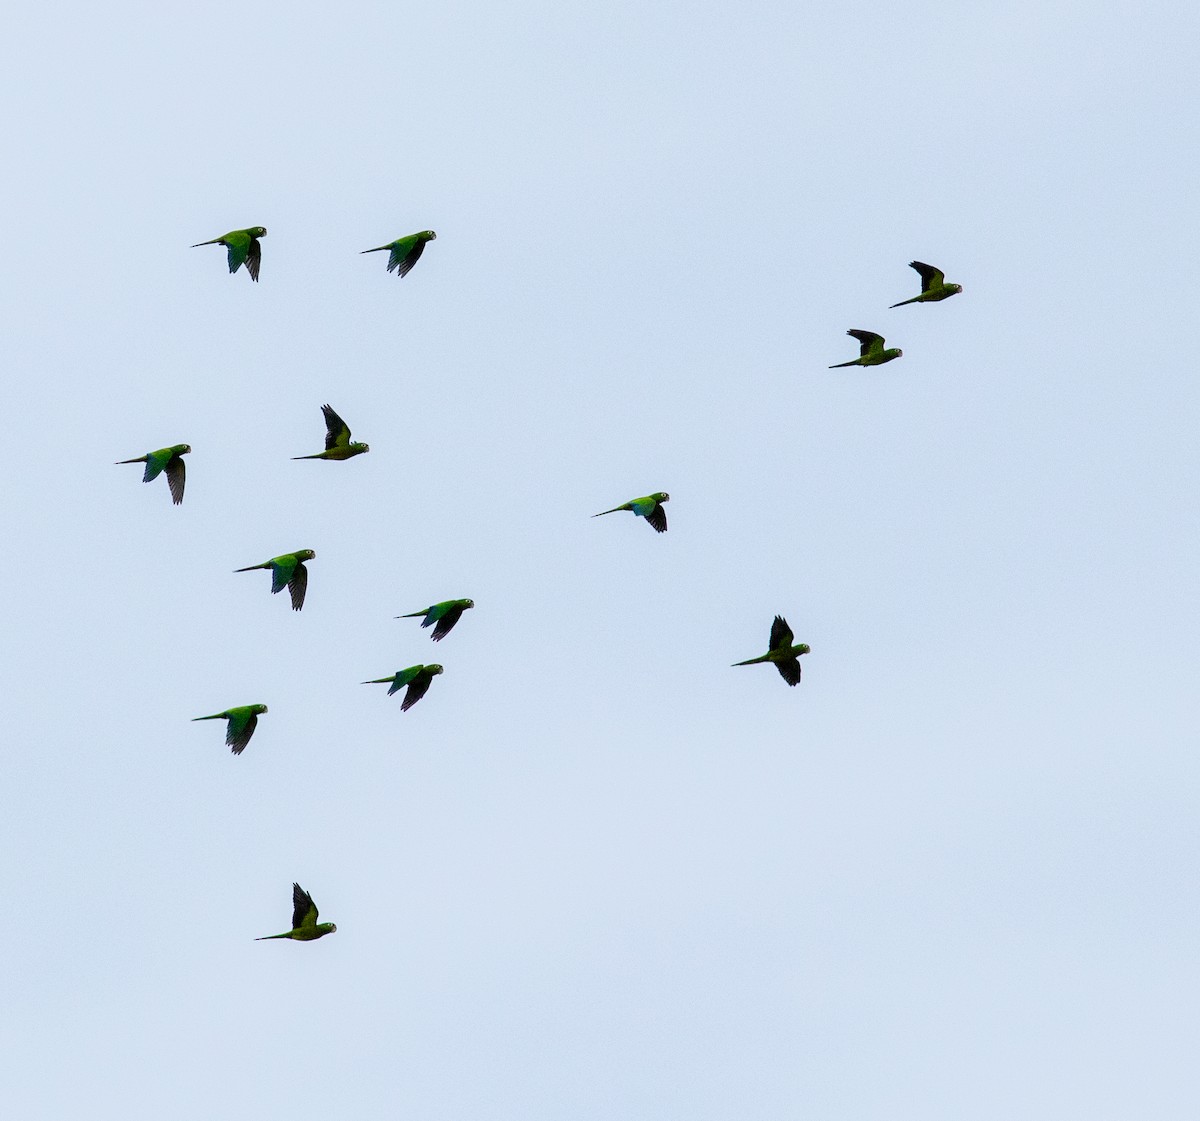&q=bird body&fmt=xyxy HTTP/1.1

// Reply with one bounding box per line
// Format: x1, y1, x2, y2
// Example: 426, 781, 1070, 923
593, 492, 670, 533
361, 230, 437, 278
828, 329, 902, 368
234, 550, 316, 611
192, 704, 268, 754
890, 260, 962, 307
116, 444, 190, 505
256, 883, 336, 941
363, 664, 444, 711
733, 616, 810, 686
397, 599, 474, 641
191, 226, 267, 281
292, 404, 369, 461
